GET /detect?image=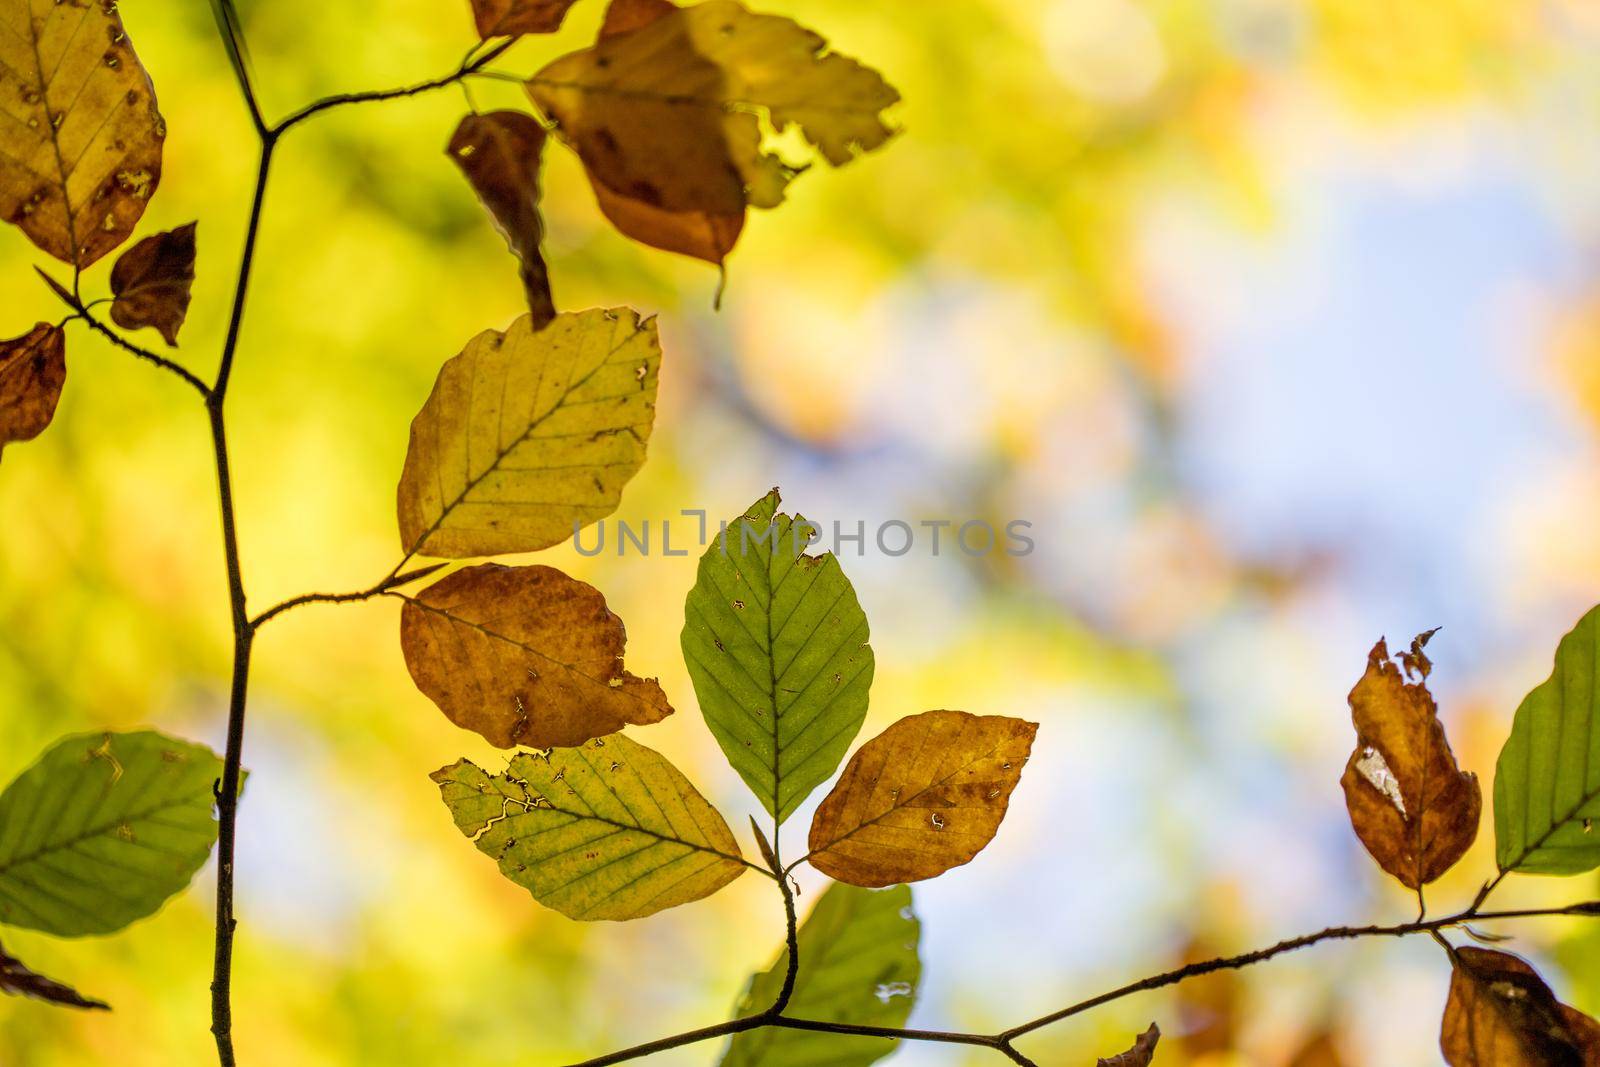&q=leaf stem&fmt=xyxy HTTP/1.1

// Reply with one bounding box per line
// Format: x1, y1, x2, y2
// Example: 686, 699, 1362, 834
34, 272, 211, 396
250, 563, 447, 630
